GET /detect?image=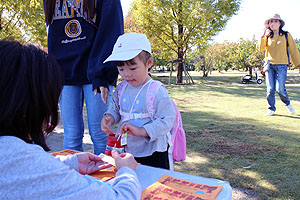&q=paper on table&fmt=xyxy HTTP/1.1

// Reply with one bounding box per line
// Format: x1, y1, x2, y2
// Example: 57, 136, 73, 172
99, 153, 116, 167
141, 174, 223, 200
